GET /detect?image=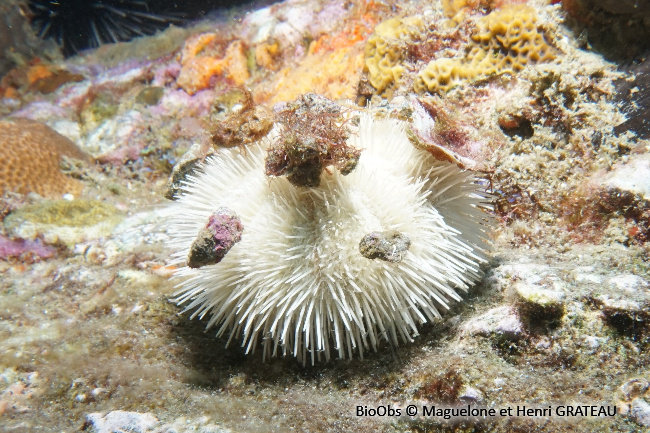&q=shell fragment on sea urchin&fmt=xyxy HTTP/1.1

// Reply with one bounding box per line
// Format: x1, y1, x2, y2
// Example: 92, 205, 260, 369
167, 113, 490, 364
